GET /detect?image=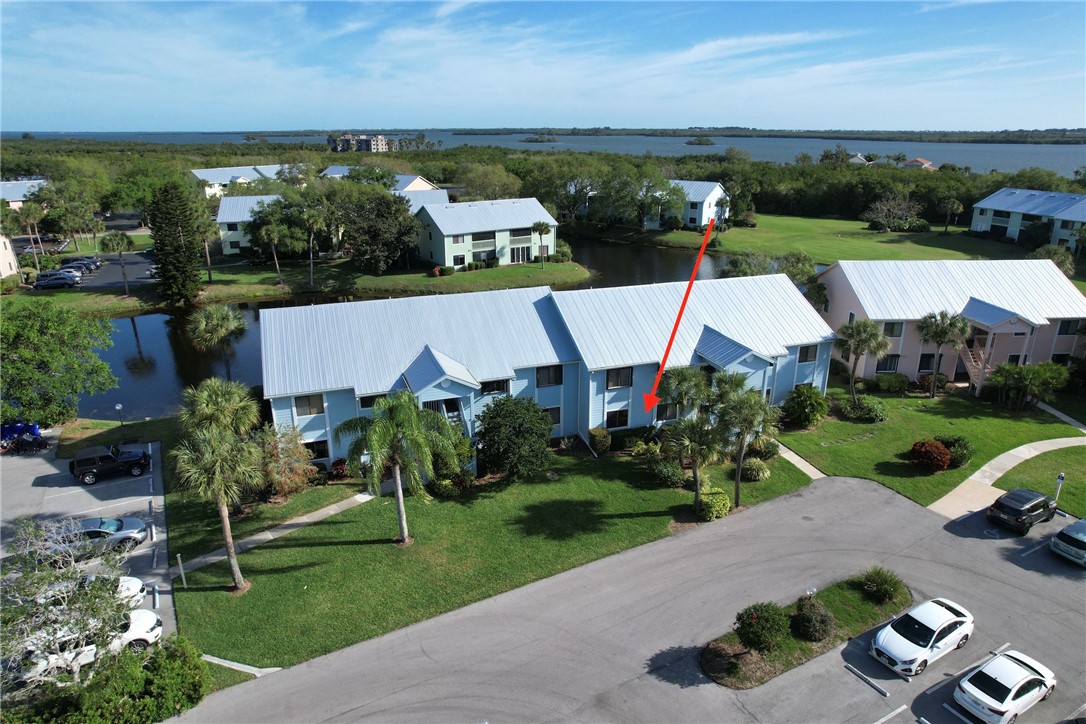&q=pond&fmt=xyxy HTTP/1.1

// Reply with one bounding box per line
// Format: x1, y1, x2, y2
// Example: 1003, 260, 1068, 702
78, 238, 736, 420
